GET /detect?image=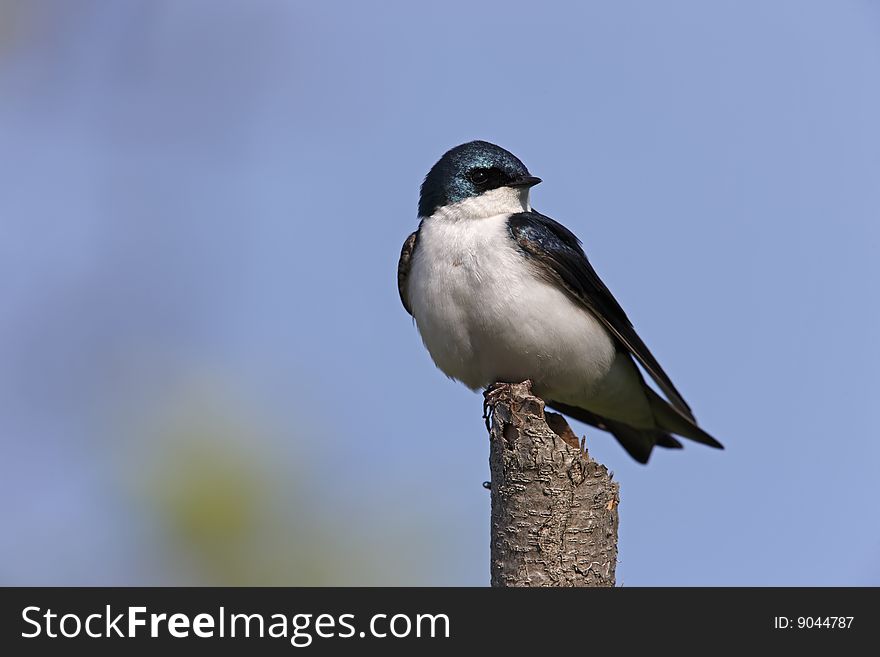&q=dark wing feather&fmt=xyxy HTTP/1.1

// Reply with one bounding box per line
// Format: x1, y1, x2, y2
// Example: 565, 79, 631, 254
507, 211, 696, 421
397, 230, 419, 316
